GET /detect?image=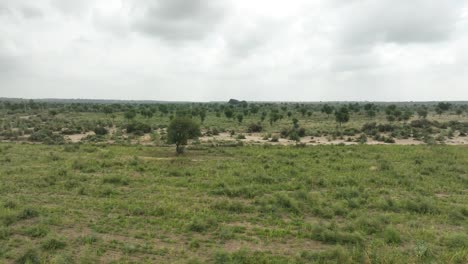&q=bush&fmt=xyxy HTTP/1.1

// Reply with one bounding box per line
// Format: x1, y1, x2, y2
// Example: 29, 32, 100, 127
93, 126, 108, 135
311, 224, 364, 245
444, 233, 468, 249
0, 227, 10, 240
15, 249, 40, 264
41, 238, 66, 251
187, 216, 218, 233
356, 134, 367, 144
404, 198, 439, 214
247, 123, 263, 133
236, 134, 246, 140
383, 227, 402, 244
17, 208, 39, 220
126, 122, 151, 135
29, 130, 64, 144
102, 175, 130, 186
